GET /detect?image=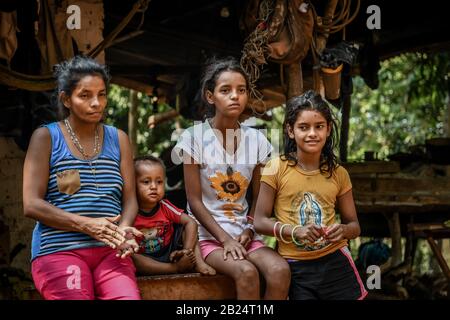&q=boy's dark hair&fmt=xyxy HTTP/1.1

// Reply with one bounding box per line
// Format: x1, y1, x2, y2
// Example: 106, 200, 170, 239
281, 90, 339, 177
199, 56, 250, 118
53, 55, 111, 120
134, 155, 166, 173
